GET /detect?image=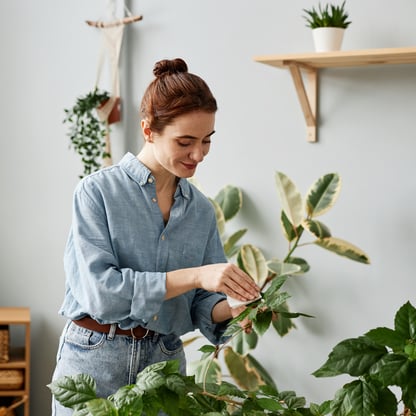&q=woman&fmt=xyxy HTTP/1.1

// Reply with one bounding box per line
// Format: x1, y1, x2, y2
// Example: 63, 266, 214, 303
51, 58, 260, 415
